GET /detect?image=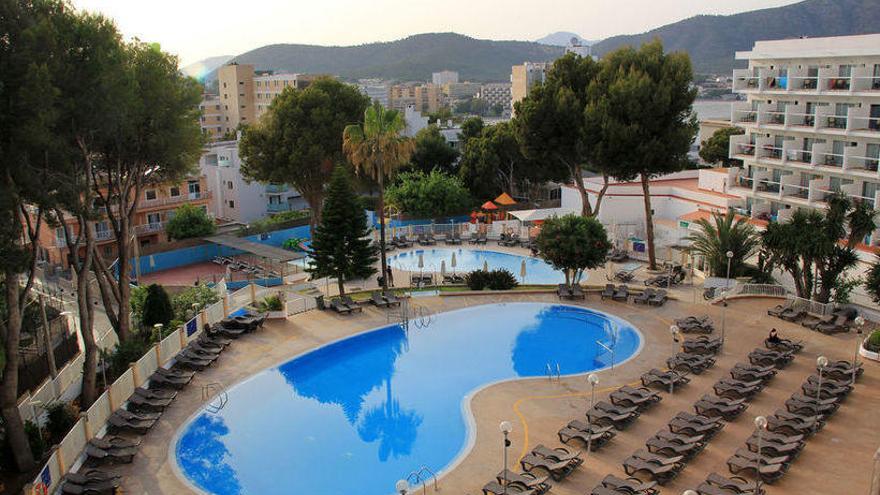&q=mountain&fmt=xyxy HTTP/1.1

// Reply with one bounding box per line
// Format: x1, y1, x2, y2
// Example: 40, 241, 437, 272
181, 55, 233, 81
592, 0, 880, 74
536, 32, 591, 47
219, 33, 563, 82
